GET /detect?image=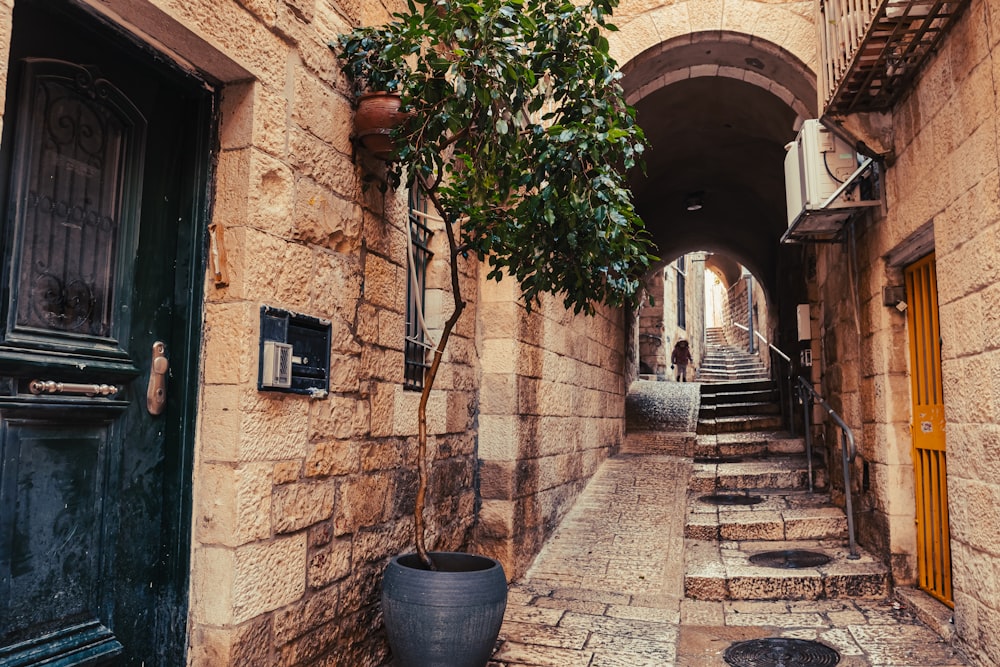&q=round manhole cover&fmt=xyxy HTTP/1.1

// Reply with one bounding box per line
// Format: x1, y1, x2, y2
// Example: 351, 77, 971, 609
698, 493, 764, 506
749, 549, 832, 569
724, 637, 840, 666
